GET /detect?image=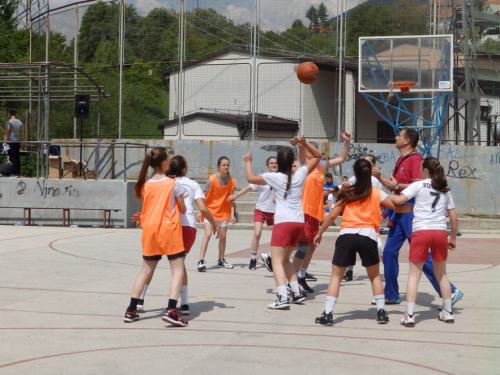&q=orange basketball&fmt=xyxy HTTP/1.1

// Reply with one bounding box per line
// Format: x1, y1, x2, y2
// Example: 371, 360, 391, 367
297, 62, 319, 84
